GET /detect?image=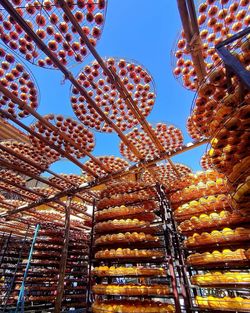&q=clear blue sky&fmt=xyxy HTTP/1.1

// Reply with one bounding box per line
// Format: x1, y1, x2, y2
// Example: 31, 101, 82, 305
19, 0, 207, 176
